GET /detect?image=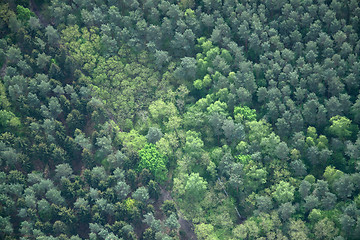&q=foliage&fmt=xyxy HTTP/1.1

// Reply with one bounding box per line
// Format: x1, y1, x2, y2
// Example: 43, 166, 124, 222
0, 0, 360, 239
138, 144, 167, 182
